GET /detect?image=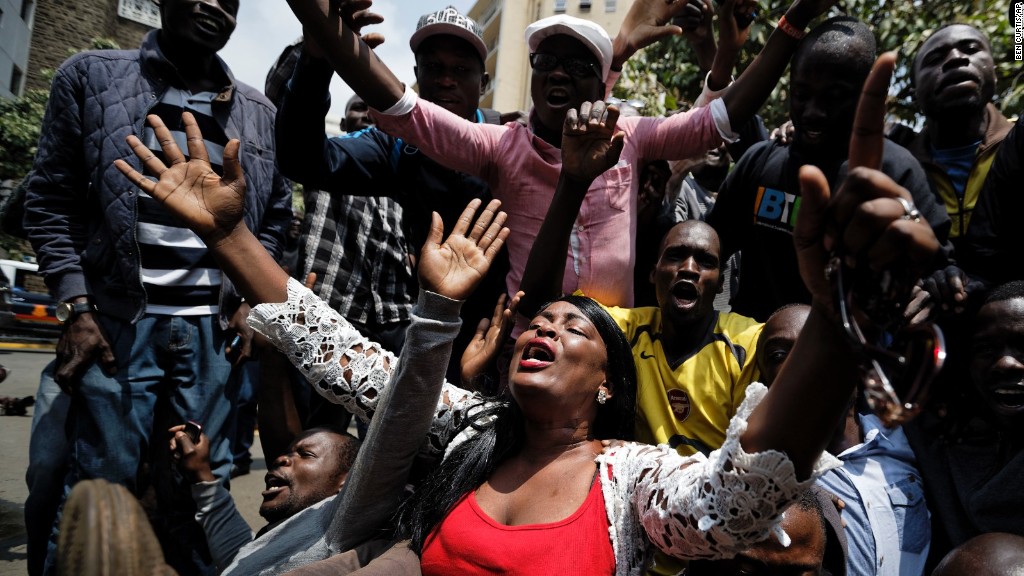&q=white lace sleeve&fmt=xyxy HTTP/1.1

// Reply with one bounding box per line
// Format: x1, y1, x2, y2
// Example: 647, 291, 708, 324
598, 383, 841, 570
247, 277, 494, 454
